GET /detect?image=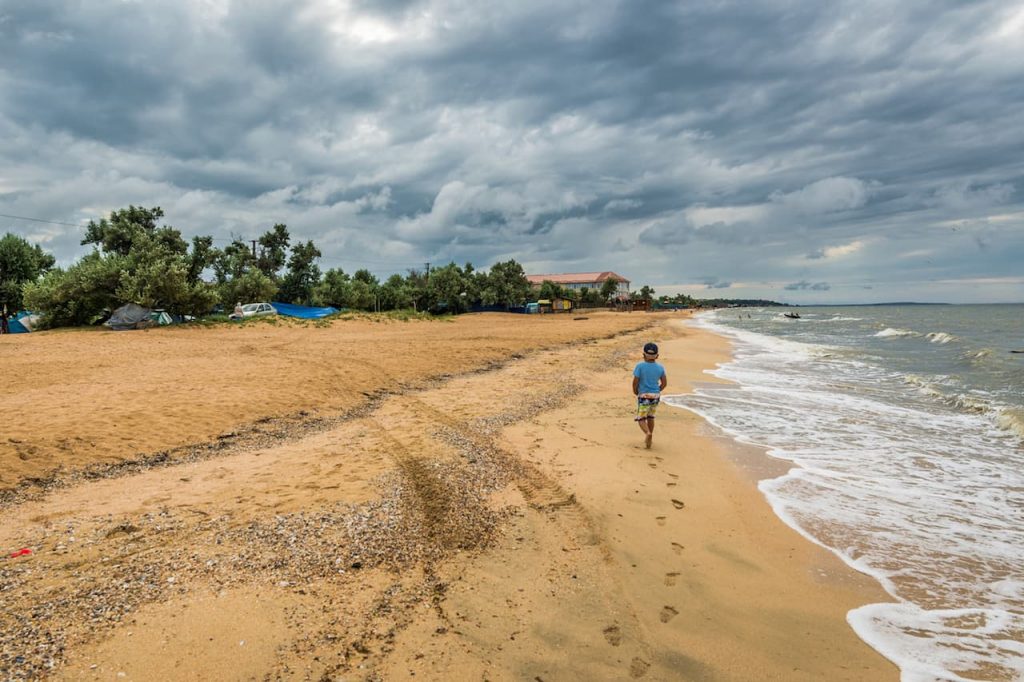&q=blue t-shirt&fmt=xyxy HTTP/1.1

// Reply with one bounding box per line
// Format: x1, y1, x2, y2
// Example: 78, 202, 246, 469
633, 360, 666, 395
